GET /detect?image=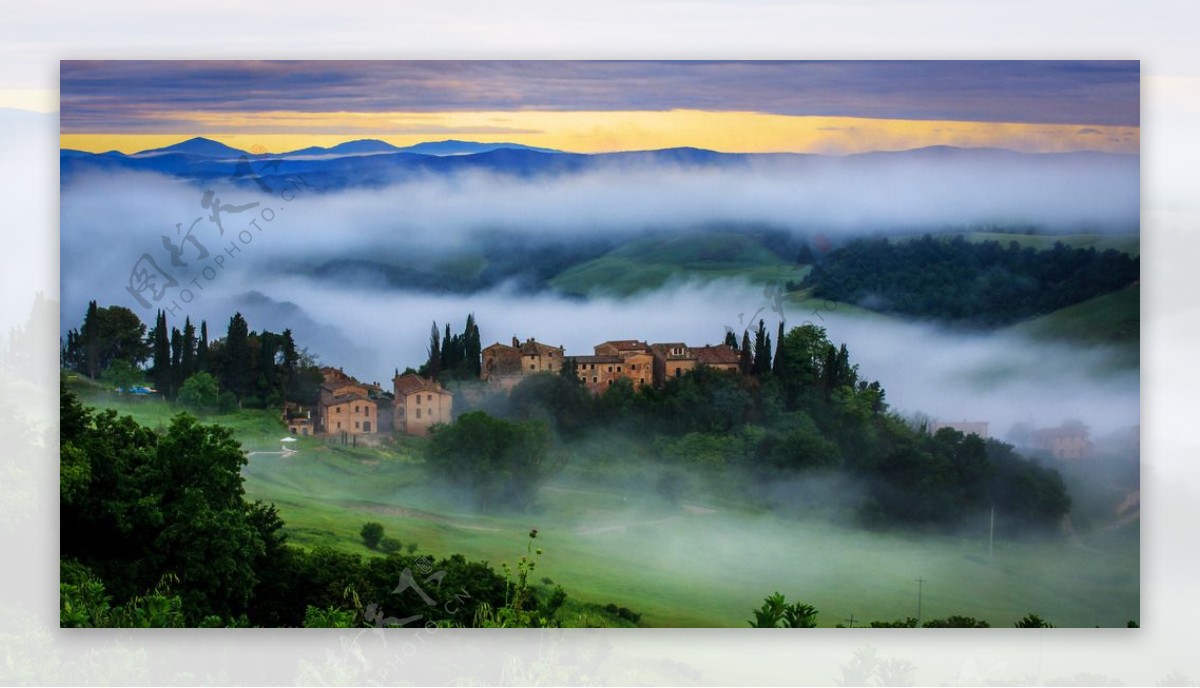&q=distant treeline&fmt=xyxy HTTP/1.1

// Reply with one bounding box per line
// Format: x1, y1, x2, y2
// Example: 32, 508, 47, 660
797, 235, 1139, 326
62, 302, 325, 410
468, 321, 1070, 533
